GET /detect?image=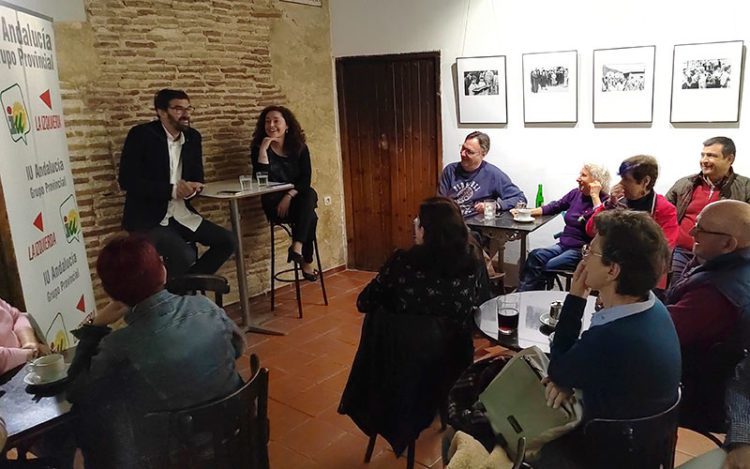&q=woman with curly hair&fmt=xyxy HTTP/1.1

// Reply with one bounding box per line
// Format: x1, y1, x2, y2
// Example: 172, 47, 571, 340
250, 105, 319, 280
